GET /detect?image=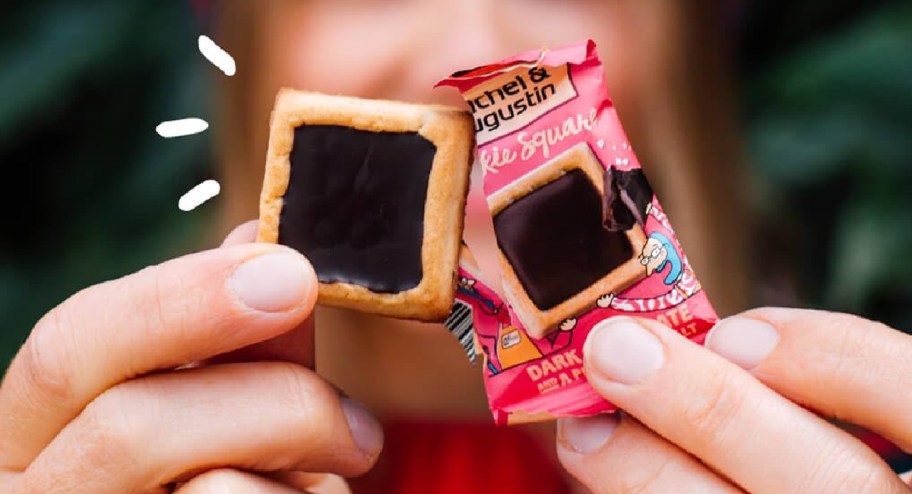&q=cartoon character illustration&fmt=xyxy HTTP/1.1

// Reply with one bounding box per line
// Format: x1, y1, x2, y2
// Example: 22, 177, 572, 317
638, 232, 683, 285
596, 293, 615, 308
457, 275, 502, 317
456, 273, 535, 373
480, 343, 500, 375
454, 270, 590, 373
558, 318, 577, 332
535, 317, 576, 355
593, 203, 703, 315
457, 275, 479, 298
